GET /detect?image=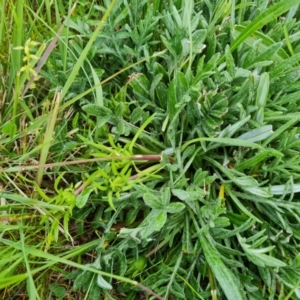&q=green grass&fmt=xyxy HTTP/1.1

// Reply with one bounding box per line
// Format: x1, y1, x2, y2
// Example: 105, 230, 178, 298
1, 0, 300, 299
